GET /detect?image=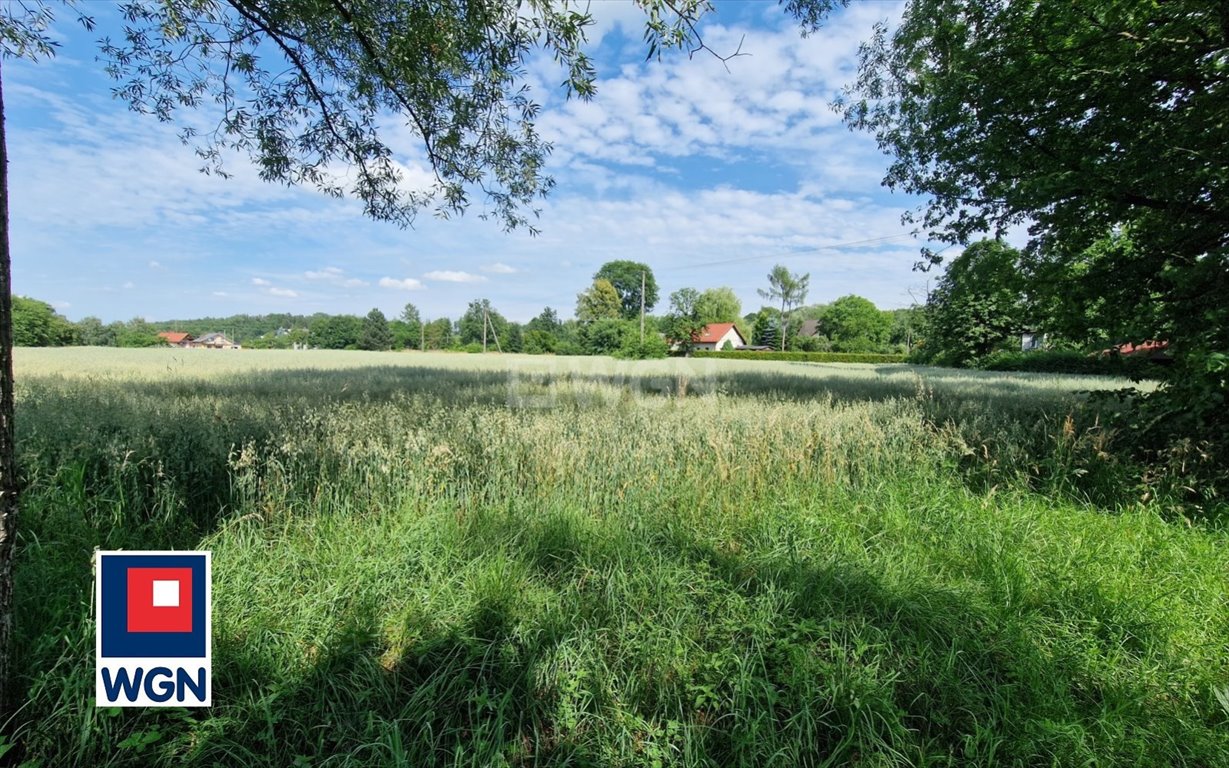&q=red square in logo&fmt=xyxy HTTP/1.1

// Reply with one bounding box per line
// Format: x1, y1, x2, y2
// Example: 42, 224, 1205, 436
126, 567, 193, 633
